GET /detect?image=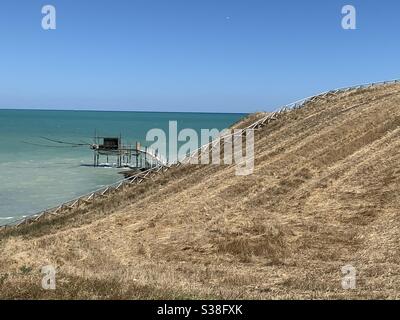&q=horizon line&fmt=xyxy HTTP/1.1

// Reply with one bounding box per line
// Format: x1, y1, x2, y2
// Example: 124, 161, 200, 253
0, 107, 249, 115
